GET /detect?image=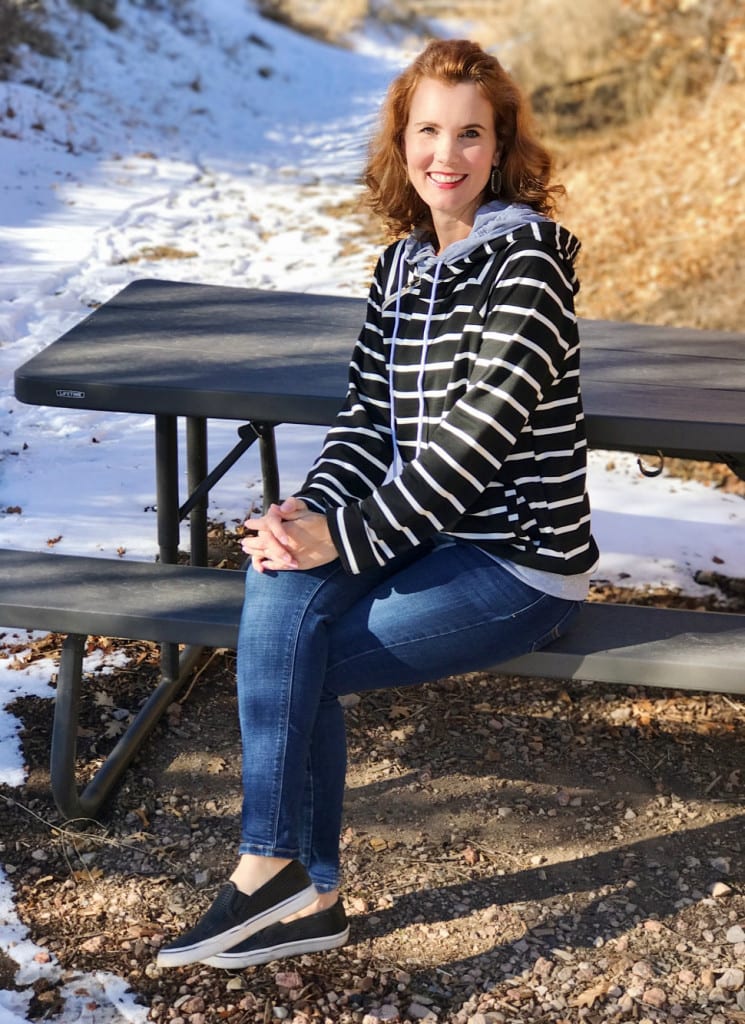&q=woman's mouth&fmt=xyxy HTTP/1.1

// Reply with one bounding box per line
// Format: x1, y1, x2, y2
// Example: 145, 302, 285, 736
428, 172, 467, 187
